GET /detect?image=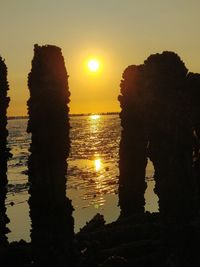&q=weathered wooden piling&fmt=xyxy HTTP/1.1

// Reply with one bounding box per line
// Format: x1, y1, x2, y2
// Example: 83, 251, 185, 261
27, 45, 74, 264
118, 65, 148, 216
0, 57, 10, 246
